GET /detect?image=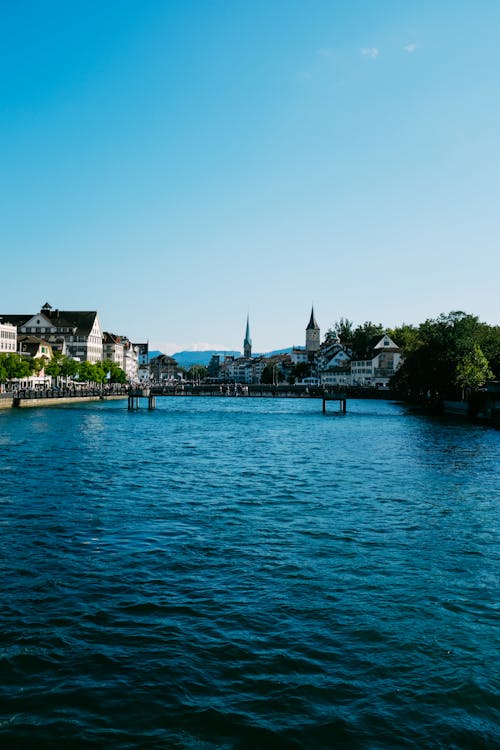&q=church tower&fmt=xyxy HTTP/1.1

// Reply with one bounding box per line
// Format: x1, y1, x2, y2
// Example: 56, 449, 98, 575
243, 314, 252, 358
305, 307, 320, 354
